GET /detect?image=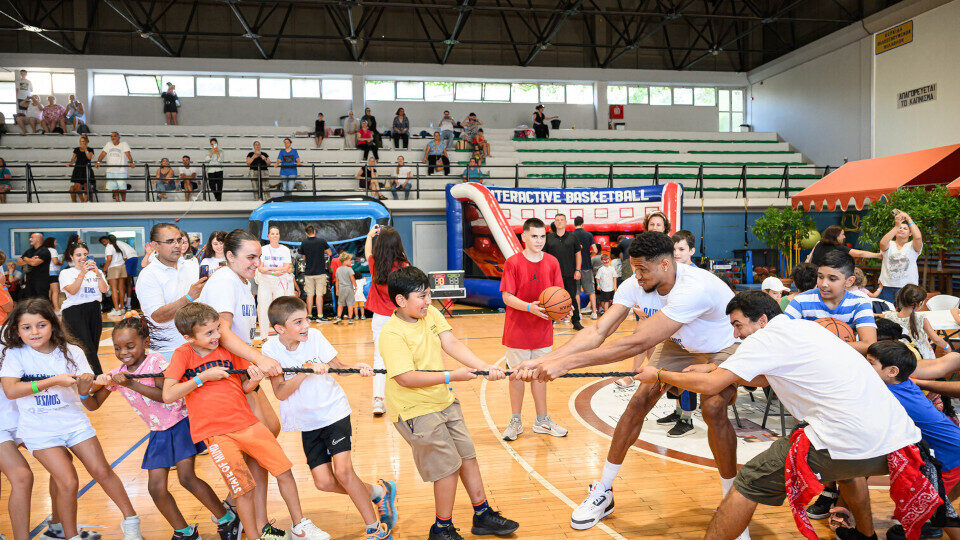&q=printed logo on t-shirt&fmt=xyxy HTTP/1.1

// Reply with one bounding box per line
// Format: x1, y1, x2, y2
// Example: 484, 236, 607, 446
83, 286, 97, 294
35, 394, 62, 407
241, 304, 255, 317
183, 358, 236, 379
